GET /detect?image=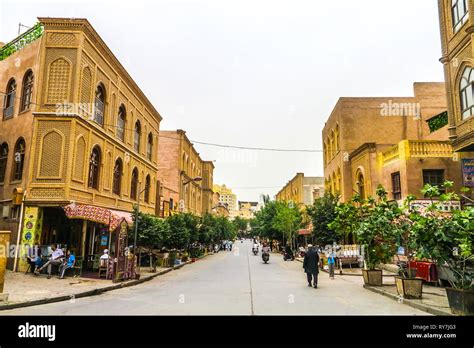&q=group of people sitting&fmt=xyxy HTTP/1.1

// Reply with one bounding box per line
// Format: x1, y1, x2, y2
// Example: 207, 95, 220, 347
26, 243, 75, 279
